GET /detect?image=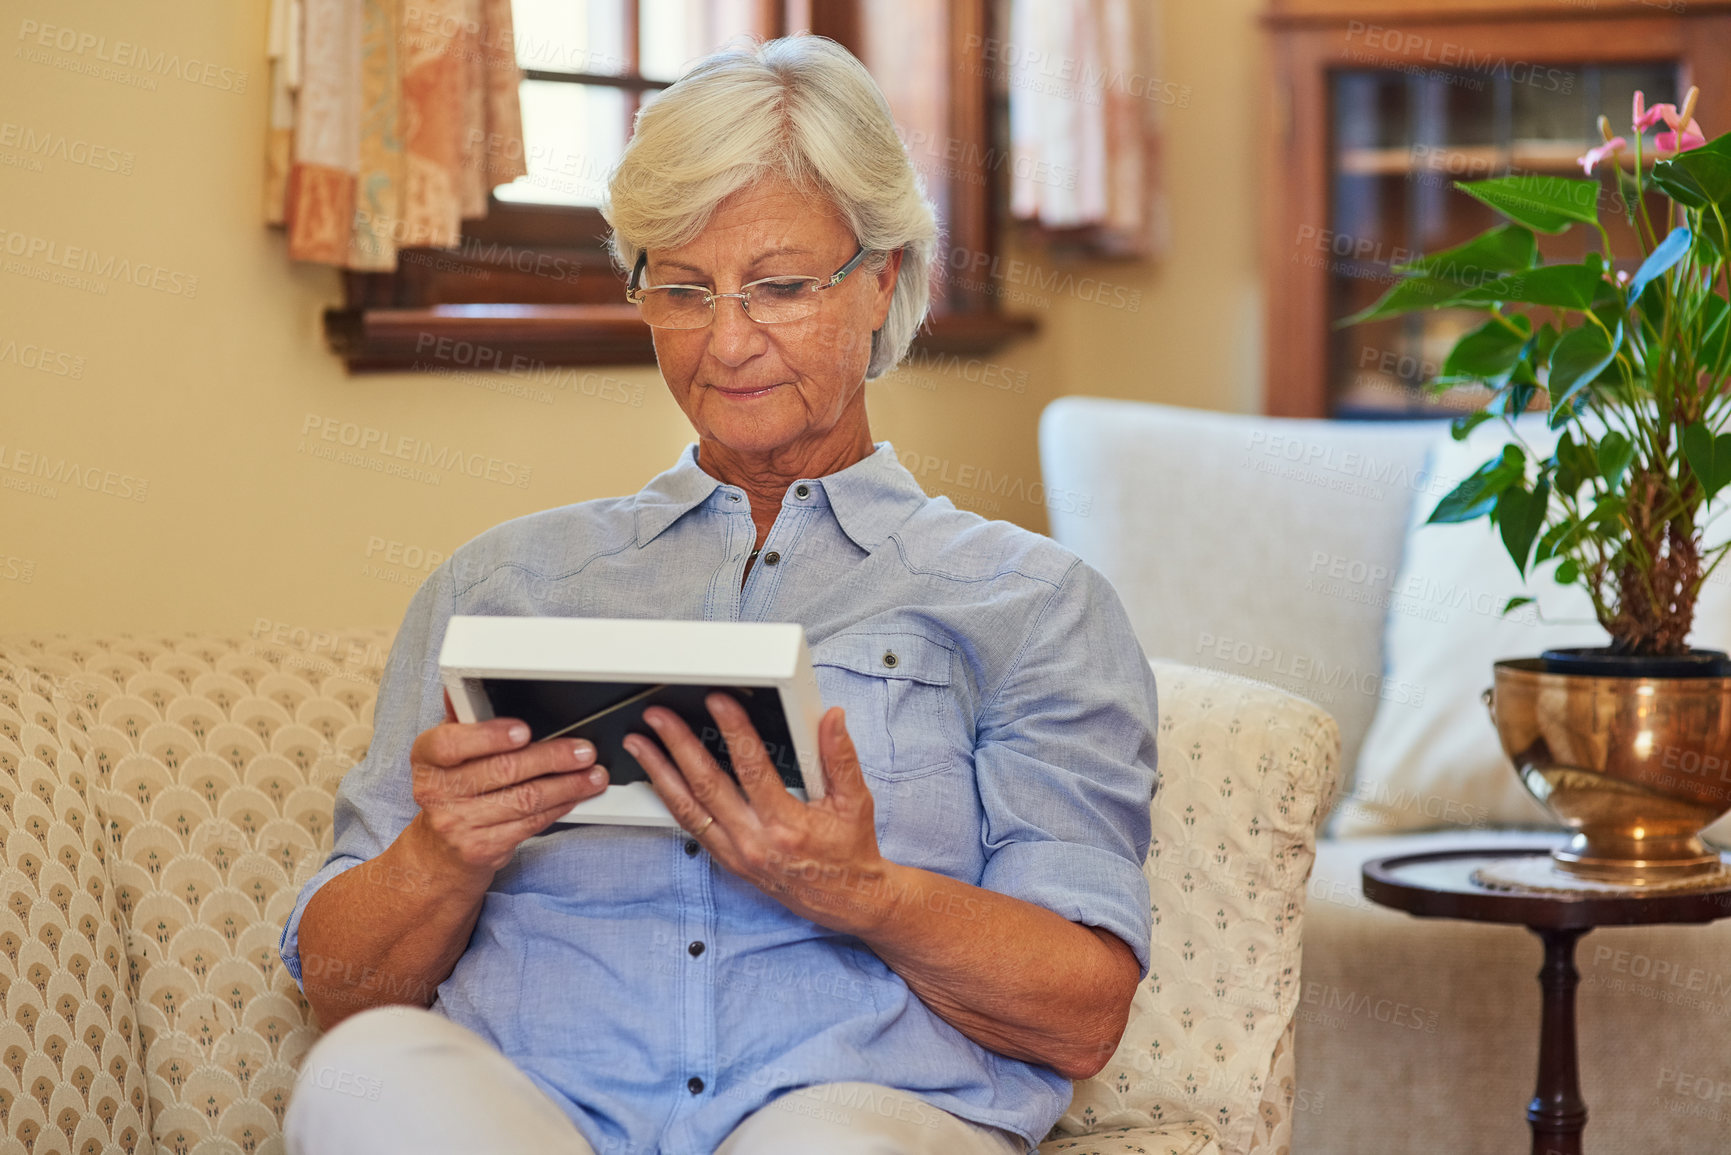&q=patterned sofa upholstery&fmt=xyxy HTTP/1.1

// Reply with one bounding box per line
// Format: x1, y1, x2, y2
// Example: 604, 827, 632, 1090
0, 635, 1337, 1155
